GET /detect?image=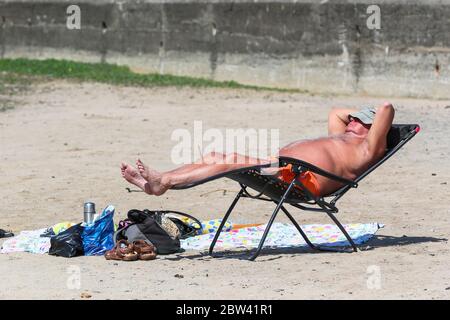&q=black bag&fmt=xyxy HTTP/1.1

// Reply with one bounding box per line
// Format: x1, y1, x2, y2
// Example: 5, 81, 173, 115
48, 223, 84, 258
114, 209, 202, 255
